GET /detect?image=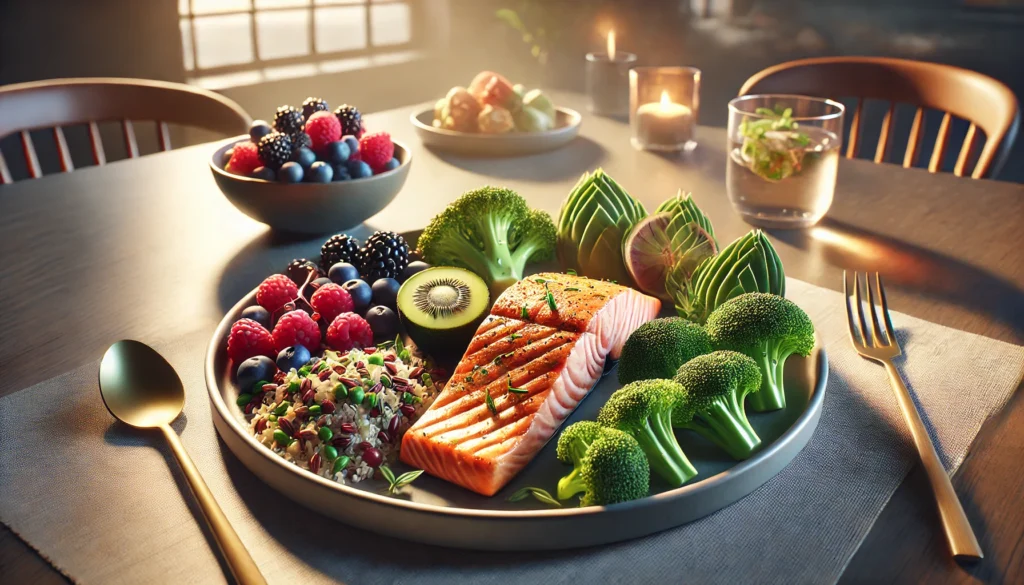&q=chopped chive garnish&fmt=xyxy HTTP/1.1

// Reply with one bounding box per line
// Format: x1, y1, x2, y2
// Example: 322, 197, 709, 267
485, 389, 497, 415
509, 333, 522, 341
507, 375, 528, 394
544, 283, 557, 311
566, 269, 577, 276
520, 305, 530, 320
534, 277, 548, 284
481, 368, 489, 375
507, 487, 561, 507
565, 287, 581, 292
